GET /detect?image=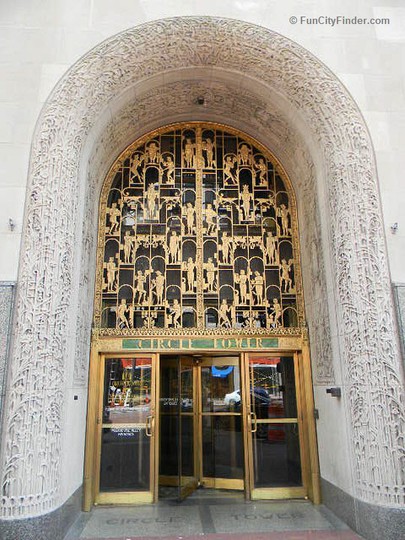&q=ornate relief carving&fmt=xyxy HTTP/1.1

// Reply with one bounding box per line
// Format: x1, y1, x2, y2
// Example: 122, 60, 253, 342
95, 123, 303, 335
1, 17, 403, 519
